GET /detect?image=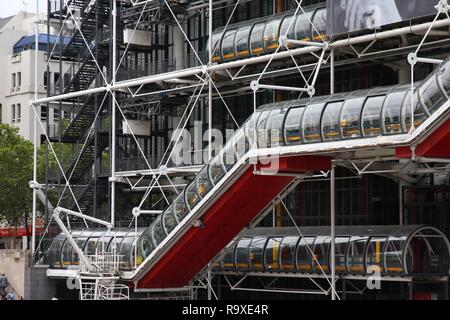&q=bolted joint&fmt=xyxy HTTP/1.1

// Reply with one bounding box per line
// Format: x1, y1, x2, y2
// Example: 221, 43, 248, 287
322, 41, 330, 51
408, 53, 417, 66
29, 180, 39, 190
436, 0, 449, 13
132, 207, 141, 218
53, 208, 62, 218
279, 35, 288, 47
250, 80, 259, 92
160, 165, 168, 175
106, 84, 112, 92
202, 65, 208, 75
306, 86, 316, 97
